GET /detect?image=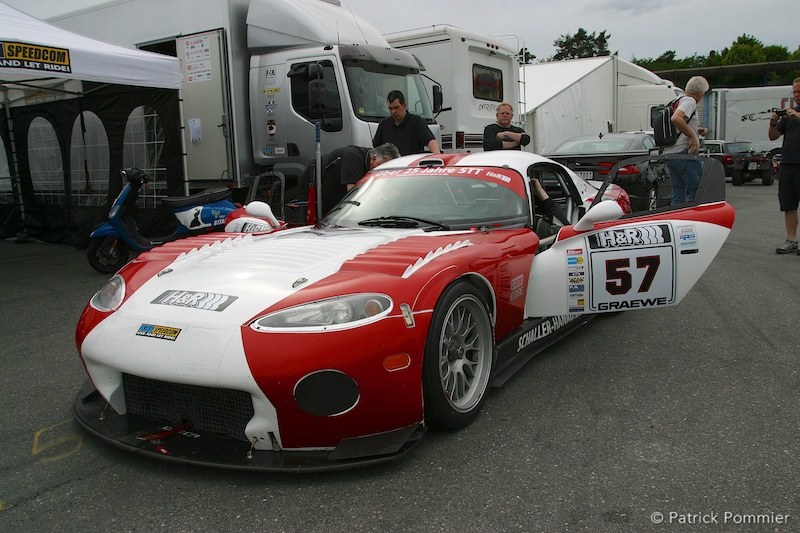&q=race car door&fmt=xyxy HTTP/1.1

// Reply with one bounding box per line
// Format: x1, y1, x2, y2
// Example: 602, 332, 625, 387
525, 155, 735, 317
